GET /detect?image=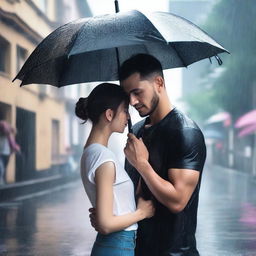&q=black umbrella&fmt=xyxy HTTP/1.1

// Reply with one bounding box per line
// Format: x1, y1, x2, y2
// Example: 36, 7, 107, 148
13, 8, 229, 88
